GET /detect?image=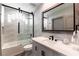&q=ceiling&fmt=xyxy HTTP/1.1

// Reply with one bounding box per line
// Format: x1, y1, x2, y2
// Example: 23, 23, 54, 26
3, 3, 43, 12
29, 3, 42, 7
